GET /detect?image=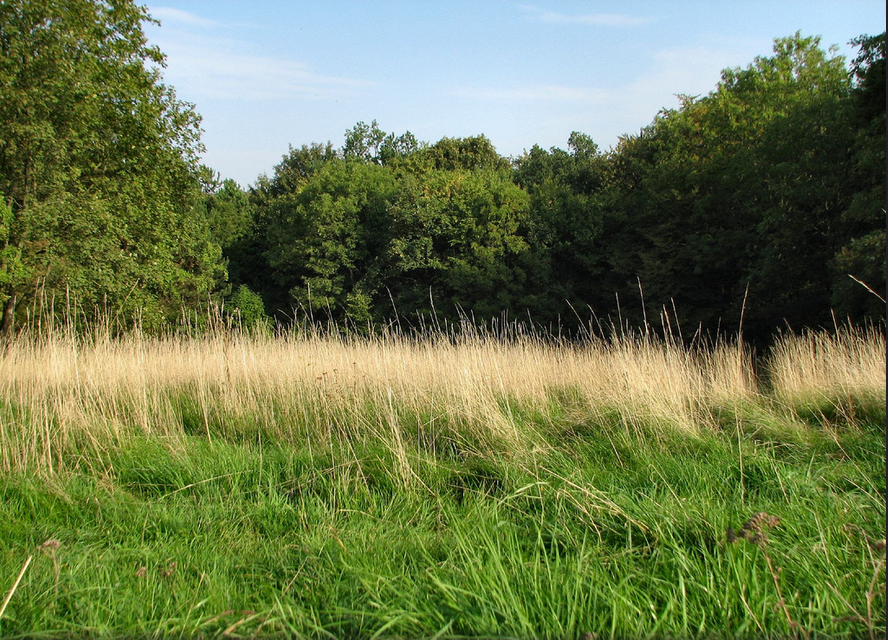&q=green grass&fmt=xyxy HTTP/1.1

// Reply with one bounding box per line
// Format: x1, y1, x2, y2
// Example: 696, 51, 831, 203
0, 329, 884, 638
1, 405, 884, 638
